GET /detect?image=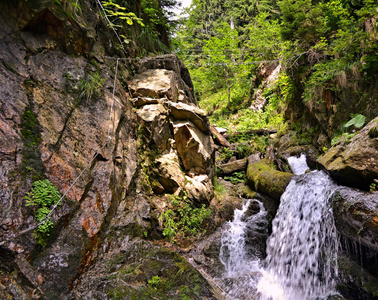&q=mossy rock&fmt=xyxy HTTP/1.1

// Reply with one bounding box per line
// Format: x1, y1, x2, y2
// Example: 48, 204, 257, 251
247, 159, 294, 200
106, 243, 216, 299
